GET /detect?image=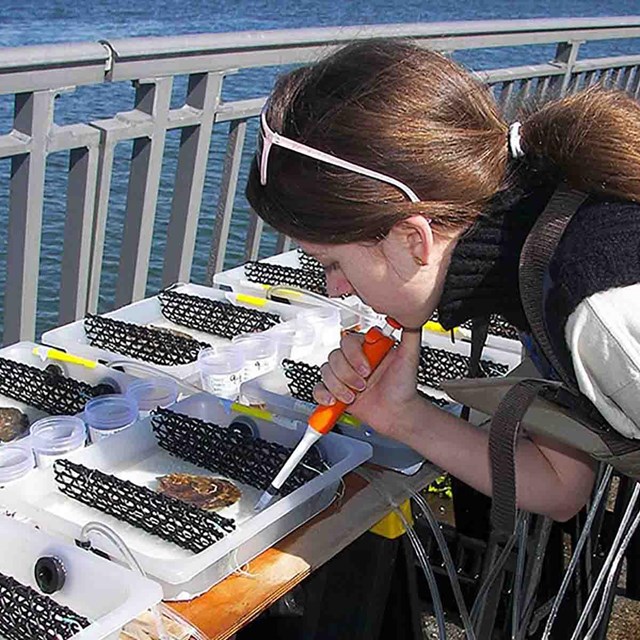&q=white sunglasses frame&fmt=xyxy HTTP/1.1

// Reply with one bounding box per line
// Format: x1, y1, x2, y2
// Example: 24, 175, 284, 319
258, 111, 421, 203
